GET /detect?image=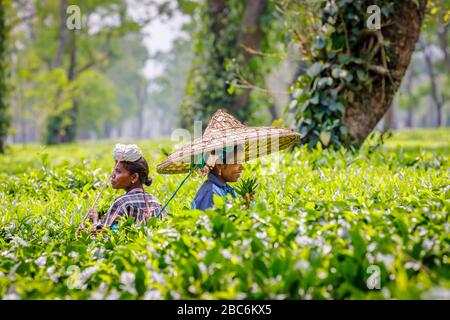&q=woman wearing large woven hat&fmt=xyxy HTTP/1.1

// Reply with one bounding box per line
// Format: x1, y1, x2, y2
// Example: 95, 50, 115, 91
156, 109, 301, 211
